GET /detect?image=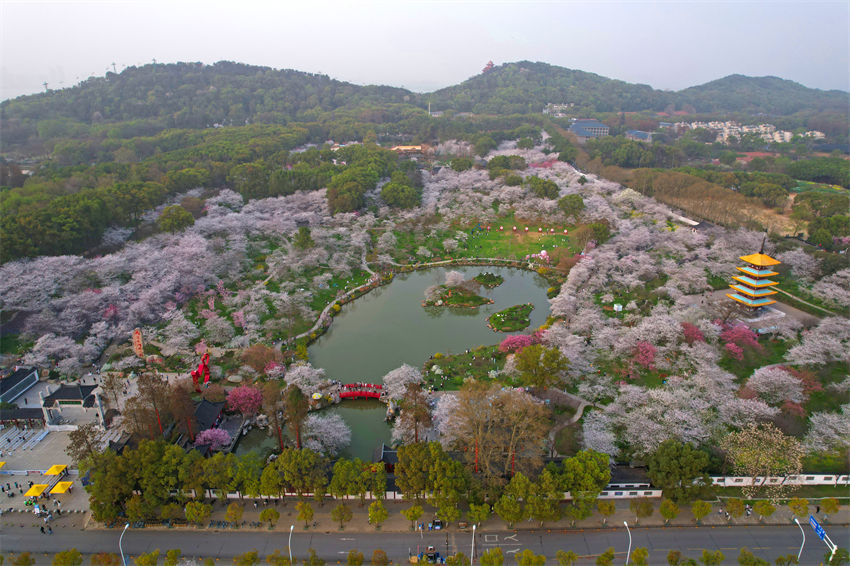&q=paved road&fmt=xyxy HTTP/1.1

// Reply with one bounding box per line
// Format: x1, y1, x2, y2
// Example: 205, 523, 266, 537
2, 524, 842, 564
